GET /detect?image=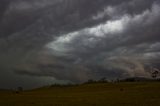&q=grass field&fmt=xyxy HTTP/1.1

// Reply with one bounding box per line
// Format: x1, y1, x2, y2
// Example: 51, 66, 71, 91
0, 82, 160, 106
